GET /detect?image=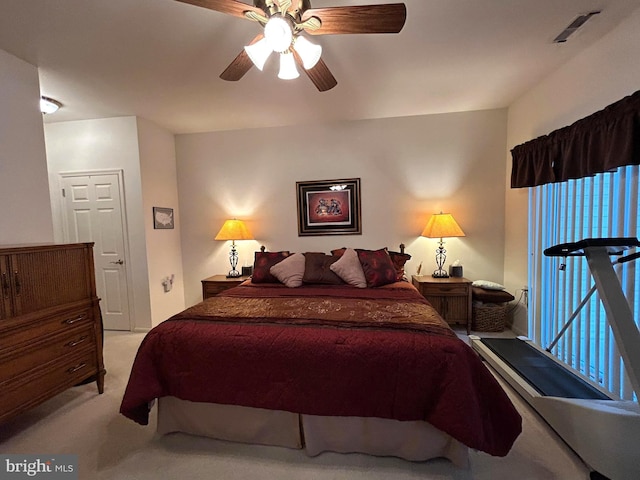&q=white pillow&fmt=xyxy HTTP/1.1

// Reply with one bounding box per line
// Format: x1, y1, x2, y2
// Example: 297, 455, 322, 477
330, 248, 367, 288
472, 280, 505, 290
270, 253, 306, 287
